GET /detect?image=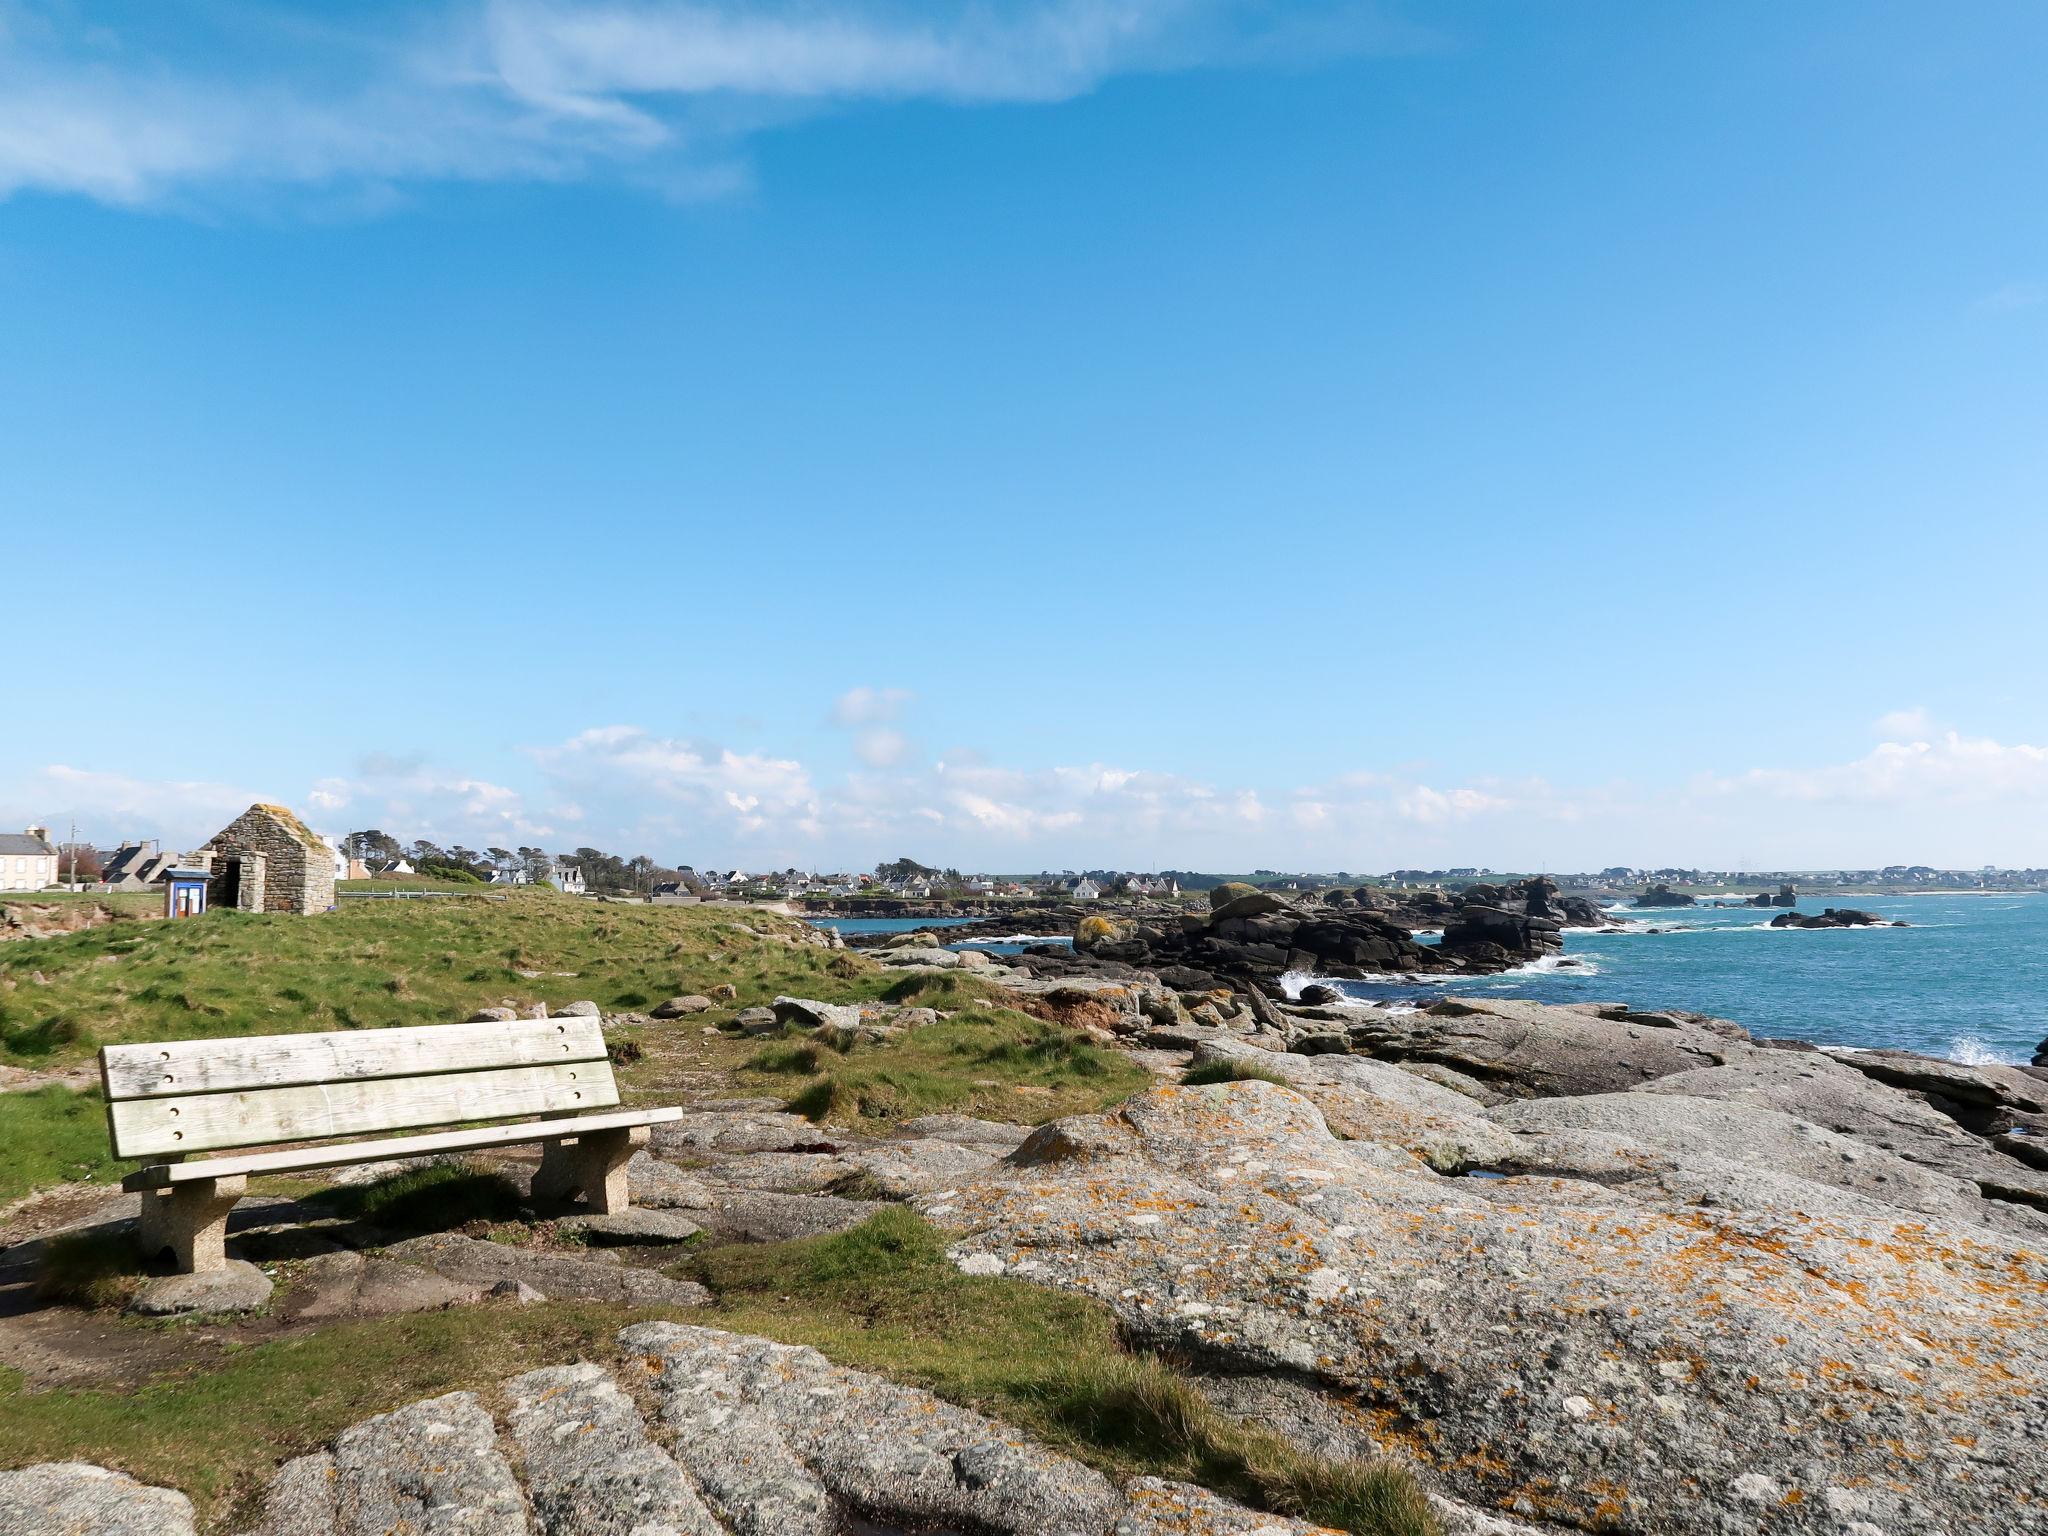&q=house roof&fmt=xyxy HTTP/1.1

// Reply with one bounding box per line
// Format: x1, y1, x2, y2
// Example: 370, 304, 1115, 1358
0, 832, 56, 856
